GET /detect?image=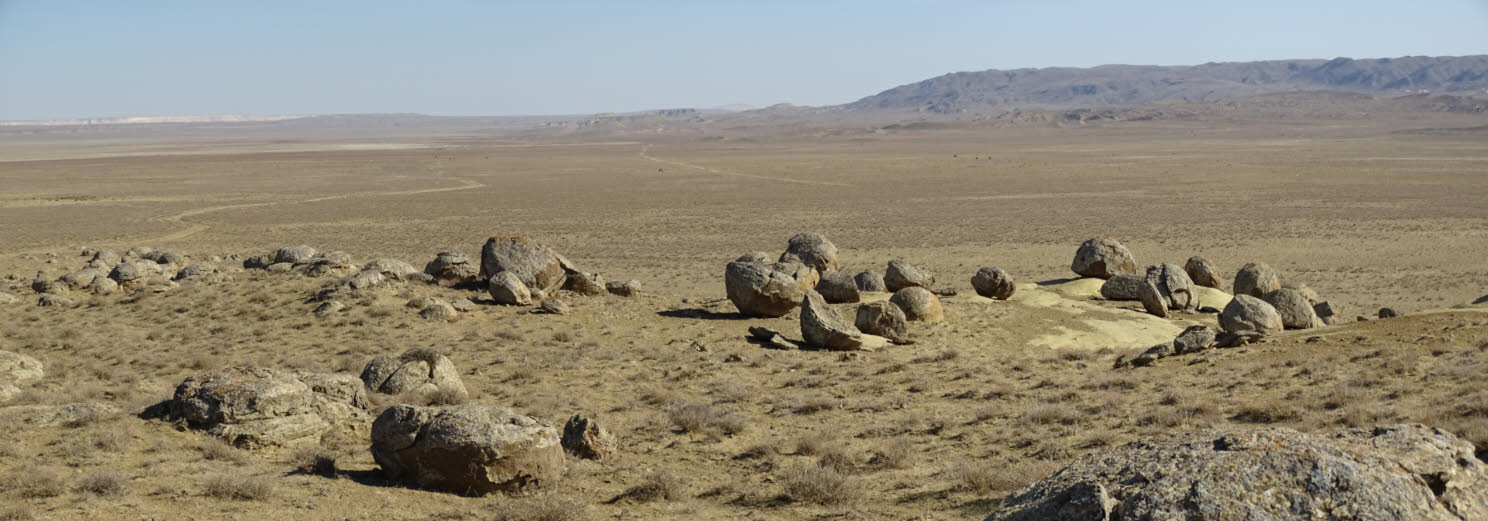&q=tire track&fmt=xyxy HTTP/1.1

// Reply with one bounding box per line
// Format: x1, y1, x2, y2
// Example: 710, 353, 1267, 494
639, 145, 853, 187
